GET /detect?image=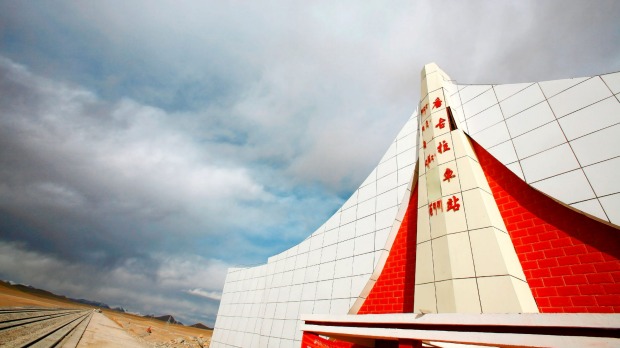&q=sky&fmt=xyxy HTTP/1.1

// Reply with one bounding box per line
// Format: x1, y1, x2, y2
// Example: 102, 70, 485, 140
0, 0, 619, 326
